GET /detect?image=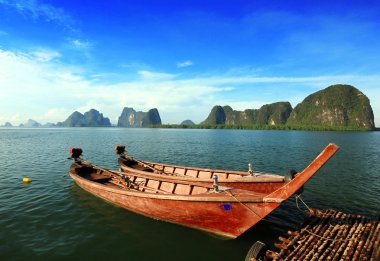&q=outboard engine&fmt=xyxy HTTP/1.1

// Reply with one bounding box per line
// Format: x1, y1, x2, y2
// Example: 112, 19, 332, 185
285, 169, 304, 195
114, 145, 126, 155
285, 169, 297, 183
69, 148, 83, 162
